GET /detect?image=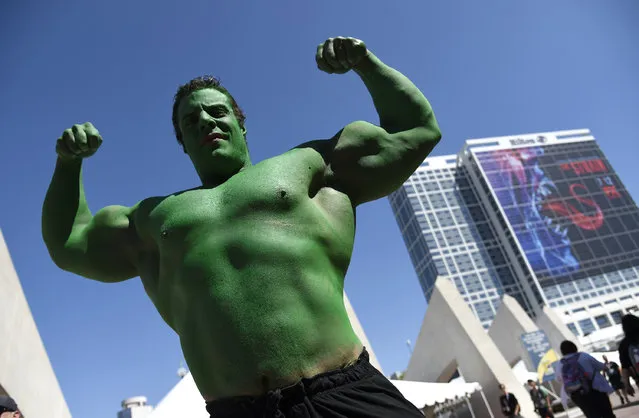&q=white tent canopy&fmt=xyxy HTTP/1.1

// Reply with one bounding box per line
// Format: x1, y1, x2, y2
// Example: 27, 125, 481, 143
148, 373, 482, 417
389, 380, 482, 409
150, 373, 209, 418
